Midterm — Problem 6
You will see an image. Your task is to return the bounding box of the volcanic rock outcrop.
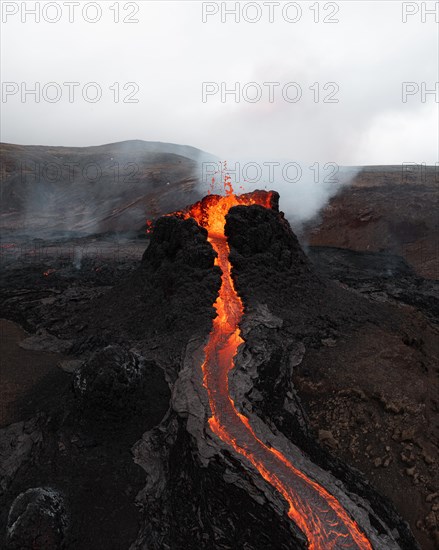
[0,192,424,549]
[73,345,166,422]
[75,192,419,549]
[6,487,67,549]
[303,165,438,279]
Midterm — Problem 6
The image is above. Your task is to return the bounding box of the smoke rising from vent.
[197,157,360,231]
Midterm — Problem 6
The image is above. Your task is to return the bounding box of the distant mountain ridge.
[302,165,438,279]
[0,140,217,237]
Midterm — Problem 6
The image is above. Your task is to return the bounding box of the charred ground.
[0,189,437,549]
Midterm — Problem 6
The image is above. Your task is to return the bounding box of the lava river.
[177,185,373,550]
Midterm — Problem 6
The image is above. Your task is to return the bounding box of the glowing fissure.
[175,181,373,550]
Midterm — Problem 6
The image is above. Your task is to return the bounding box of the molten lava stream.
[181,190,373,550]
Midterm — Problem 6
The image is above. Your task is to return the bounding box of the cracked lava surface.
[176,182,373,550]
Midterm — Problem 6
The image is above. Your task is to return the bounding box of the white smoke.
[73,247,83,270]
[197,157,360,231]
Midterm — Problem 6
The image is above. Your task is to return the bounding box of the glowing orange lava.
[172,176,373,549]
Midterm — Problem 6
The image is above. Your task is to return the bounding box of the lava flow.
[173,177,374,550]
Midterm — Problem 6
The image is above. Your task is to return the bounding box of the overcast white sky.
[1,1,438,165]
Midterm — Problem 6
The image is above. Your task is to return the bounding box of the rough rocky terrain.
[1,193,436,548]
[302,165,438,279]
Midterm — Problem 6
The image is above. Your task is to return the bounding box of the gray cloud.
[1,1,437,166]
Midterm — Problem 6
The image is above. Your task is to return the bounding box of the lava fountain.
[170,176,373,550]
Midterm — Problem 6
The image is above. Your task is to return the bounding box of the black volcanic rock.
[226,204,320,306]
[73,345,167,422]
[131,416,306,550]
[162,420,305,550]
[0,194,428,550]
[142,215,217,271]
[224,203,420,550]
[6,488,68,550]
[225,203,378,346]
[307,246,439,322]
[66,199,420,549]
[73,215,221,359]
